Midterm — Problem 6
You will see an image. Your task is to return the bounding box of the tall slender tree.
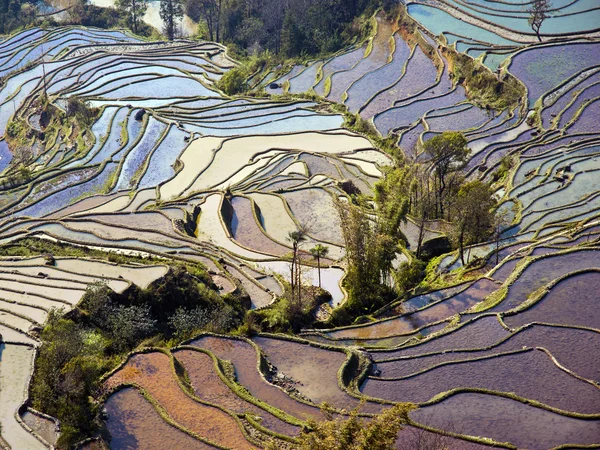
[309,244,329,288]
[287,229,307,301]
[160,0,184,40]
[115,0,148,34]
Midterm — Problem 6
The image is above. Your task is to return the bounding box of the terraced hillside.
[1,0,600,448]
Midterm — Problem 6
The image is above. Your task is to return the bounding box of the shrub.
[216,67,249,95]
[394,259,427,294]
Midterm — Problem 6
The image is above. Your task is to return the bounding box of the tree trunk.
[216,0,222,42]
[534,24,542,42]
[317,255,321,288]
[459,229,465,266]
[495,224,500,266]
[416,215,426,259]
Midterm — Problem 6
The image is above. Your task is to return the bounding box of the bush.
[30,310,108,449]
[216,67,249,95]
[67,96,98,128]
[394,259,427,294]
[276,403,412,450]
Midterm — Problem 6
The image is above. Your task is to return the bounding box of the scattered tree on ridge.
[200,0,222,42]
[334,198,397,320]
[527,0,551,42]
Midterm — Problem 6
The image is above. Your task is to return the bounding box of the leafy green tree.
[67,96,98,127]
[115,0,148,34]
[104,303,156,349]
[450,180,496,266]
[160,0,184,39]
[199,0,222,41]
[280,8,306,57]
[309,244,329,288]
[30,309,106,447]
[334,199,395,318]
[424,132,470,219]
[374,164,410,242]
[527,0,551,42]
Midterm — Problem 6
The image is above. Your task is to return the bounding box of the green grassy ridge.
[420,385,600,420]
[371,347,534,382]
[301,275,484,340]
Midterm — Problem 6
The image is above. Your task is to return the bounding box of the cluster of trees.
[1,0,392,52]
[186,0,391,57]
[245,230,332,334]
[0,0,38,35]
[375,132,497,265]
[30,264,245,447]
[329,132,498,325]
[0,0,156,37]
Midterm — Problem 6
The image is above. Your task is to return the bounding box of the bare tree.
[527,0,551,42]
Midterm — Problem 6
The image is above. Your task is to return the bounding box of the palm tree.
[309,244,329,288]
[287,229,307,299]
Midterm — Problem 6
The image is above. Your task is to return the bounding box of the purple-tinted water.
[411,392,600,449]
[363,349,600,413]
[314,46,366,97]
[509,42,600,107]
[504,271,600,330]
[398,123,424,157]
[490,249,600,312]
[0,140,12,174]
[541,70,600,129]
[375,88,466,136]
[371,315,508,361]
[228,196,288,256]
[14,163,117,218]
[426,105,492,133]
[361,46,437,119]
[557,82,600,129]
[566,97,600,134]
[346,35,411,113]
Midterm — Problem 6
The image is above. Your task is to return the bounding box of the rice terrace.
[0,0,599,448]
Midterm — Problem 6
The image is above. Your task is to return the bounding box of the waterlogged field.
[1,0,600,447]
